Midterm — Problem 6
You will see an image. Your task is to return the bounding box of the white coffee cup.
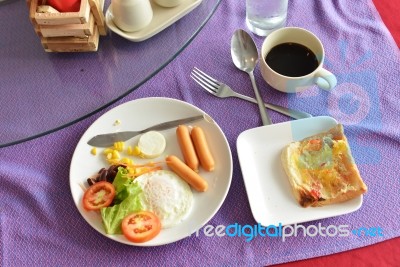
[111,0,153,32]
[260,27,337,93]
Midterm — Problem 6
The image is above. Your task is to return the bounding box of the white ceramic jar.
[111,0,153,32]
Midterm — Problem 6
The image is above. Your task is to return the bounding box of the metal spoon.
[231,29,272,125]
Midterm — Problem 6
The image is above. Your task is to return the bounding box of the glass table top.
[0,0,221,148]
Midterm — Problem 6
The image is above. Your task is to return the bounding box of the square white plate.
[236,116,363,226]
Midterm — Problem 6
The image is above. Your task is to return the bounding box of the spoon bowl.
[231,30,259,73]
[231,29,272,125]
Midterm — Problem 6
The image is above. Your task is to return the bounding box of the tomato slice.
[121,211,161,243]
[82,181,115,211]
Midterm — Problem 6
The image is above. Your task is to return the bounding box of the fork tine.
[191,67,224,94]
[193,67,220,86]
[190,72,218,94]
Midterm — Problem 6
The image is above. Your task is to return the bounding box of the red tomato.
[309,139,321,145]
[82,181,115,211]
[47,0,81,12]
[121,211,161,243]
[310,189,321,199]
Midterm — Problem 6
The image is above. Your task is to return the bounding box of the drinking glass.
[246,0,288,36]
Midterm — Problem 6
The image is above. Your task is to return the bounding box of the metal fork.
[190,67,312,120]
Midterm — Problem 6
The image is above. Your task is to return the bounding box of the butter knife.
[87,114,205,147]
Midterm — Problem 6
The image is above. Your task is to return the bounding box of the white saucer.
[105,0,203,42]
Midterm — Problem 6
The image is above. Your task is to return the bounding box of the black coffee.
[265,42,319,77]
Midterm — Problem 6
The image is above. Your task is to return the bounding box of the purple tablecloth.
[1,0,399,265]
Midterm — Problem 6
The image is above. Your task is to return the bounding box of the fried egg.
[135,170,193,228]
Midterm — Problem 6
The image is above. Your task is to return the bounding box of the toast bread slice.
[281,124,367,207]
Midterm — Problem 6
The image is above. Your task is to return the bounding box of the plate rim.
[69,97,233,246]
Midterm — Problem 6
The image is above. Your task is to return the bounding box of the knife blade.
[87,114,205,147]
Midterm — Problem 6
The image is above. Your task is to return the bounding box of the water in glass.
[246,0,288,36]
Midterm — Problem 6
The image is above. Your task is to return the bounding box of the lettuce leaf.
[112,167,133,204]
[100,168,143,234]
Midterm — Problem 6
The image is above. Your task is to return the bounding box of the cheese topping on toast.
[281,124,367,207]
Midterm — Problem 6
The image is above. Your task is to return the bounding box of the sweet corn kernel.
[112,150,120,160]
[127,145,141,156]
[114,141,124,152]
[120,157,134,165]
[114,119,121,126]
[126,167,136,175]
[90,147,97,155]
[103,148,114,155]
[106,152,113,160]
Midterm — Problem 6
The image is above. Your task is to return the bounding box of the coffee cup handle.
[314,68,337,90]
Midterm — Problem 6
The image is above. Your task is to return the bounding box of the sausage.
[176,125,199,172]
[190,126,215,172]
[166,155,208,192]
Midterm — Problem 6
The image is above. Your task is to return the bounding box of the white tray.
[105,0,202,42]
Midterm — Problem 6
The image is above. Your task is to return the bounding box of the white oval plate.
[237,116,363,227]
[70,97,232,246]
[105,0,202,42]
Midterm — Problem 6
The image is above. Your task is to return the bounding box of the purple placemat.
[1,0,400,266]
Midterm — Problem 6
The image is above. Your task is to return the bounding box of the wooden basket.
[27,0,107,52]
